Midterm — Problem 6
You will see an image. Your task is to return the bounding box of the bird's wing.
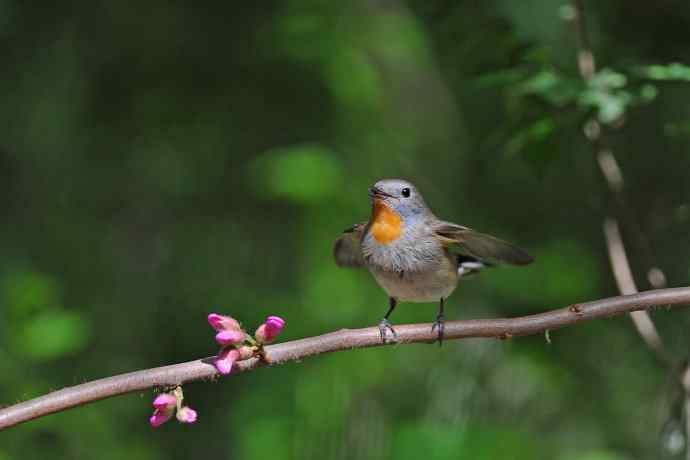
[432,221,534,266]
[333,222,367,268]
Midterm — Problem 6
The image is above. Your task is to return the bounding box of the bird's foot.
[379,318,398,344]
[431,314,445,346]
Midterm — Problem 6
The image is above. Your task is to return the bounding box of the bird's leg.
[431,298,445,346]
[379,297,398,343]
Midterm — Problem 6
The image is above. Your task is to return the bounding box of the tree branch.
[2,287,690,430]
[603,218,670,364]
[571,3,686,454]
[571,0,671,361]
[573,0,668,291]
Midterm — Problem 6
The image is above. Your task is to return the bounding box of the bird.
[333,178,533,344]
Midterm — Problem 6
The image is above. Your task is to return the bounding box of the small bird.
[333,179,533,344]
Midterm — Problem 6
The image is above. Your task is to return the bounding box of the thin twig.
[573,0,668,290]
[573,0,595,80]
[571,0,670,356]
[571,2,685,454]
[2,287,690,430]
[603,218,669,364]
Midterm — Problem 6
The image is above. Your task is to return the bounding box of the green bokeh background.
[2,1,690,459]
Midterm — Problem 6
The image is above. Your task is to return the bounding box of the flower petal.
[150,408,174,427]
[254,324,268,344]
[152,393,177,410]
[255,315,286,344]
[265,316,286,336]
[207,313,241,332]
[215,330,245,346]
[176,406,198,424]
[215,348,240,375]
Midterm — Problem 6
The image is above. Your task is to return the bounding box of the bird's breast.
[368,252,459,302]
[362,218,450,275]
[370,200,403,245]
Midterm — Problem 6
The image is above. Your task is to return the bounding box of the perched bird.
[333,179,533,344]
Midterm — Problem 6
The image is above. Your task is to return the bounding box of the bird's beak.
[368,186,395,199]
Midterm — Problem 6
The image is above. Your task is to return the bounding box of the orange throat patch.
[370,200,403,245]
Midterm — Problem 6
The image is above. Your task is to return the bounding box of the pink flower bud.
[150,392,176,428]
[207,313,241,332]
[215,329,245,346]
[215,348,240,375]
[150,409,174,427]
[255,315,286,344]
[265,316,285,335]
[176,406,198,424]
[152,393,177,411]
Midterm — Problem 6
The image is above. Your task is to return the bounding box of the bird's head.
[368,179,430,221]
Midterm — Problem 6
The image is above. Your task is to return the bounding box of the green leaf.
[506,118,556,154]
[506,118,558,172]
[590,68,627,89]
[597,91,631,124]
[473,68,528,89]
[577,68,634,124]
[638,62,690,81]
[517,69,580,106]
[578,88,631,124]
[639,84,658,102]
[521,70,559,93]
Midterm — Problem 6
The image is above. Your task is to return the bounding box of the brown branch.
[1,287,690,430]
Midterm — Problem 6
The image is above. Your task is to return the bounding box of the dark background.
[2,1,690,459]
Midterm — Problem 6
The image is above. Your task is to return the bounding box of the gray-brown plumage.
[334,179,533,344]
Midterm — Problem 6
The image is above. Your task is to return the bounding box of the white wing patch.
[457,260,486,278]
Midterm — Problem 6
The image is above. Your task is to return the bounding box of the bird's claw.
[379,318,398,344]
[431,314,445,346]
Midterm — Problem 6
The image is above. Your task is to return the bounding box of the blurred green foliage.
[2,1,690,459]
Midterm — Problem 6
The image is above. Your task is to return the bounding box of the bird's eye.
[401,187,411,198]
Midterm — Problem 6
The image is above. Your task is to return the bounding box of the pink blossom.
[207,313,241,332]
[255,315,286,344]
[215,329,245,346]
[150,408,174,427]
[149,388,199,428]
[215,347,240,375]
[152,393,176,411]
[176,406,198,424]
[265,316,285,336]
[150,393,176,428]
